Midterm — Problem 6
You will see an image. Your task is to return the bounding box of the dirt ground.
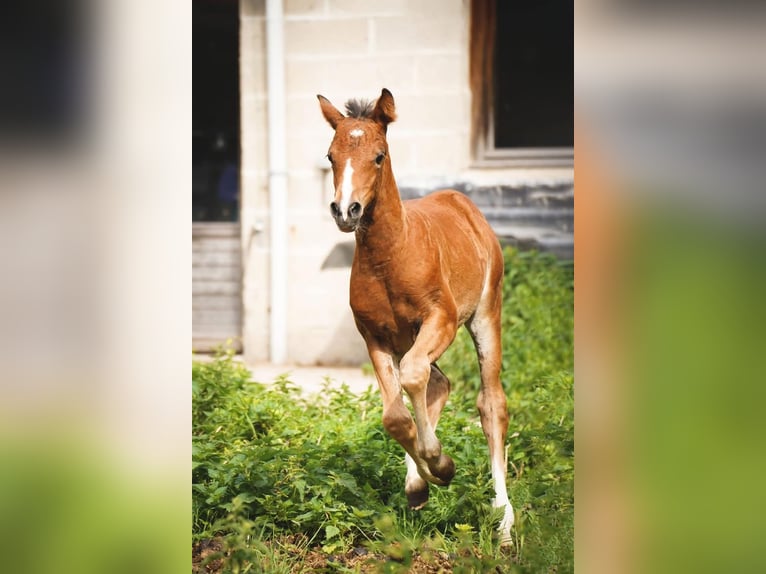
[192,536,464,573]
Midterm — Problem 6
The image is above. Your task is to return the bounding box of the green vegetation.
[192,248,573,573]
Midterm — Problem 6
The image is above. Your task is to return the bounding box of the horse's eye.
[326,153,334,164]
[375,153,385,165]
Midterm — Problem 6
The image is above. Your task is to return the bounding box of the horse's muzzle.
[330,201,362,232]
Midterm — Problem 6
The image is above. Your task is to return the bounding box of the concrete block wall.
[239,0,573,365]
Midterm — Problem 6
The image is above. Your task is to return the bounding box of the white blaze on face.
[339,158,354,217]
[349,129,364,137]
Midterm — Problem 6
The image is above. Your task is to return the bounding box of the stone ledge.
[399,182,574,260]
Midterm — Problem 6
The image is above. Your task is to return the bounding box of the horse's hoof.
[497,505,514,545]
[416,454,456,486]
[406,485,429,510]
[432,454,455,485]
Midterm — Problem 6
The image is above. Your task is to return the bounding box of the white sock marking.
[405,453,421,487]
[492,457,514,540]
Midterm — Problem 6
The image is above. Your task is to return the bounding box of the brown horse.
[317,88,513,540]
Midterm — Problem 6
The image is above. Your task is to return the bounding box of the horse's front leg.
[405,364,452,508]
[399,308,458,486]
[365,346,420,457]
[366,344,453,491]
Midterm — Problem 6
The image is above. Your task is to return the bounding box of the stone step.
[493,224,574,260]
[483,206,574,233]
[453,183,574,210]
[400,182,574,208]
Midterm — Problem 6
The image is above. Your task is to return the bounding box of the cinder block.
[415,53,467,91]
[286,19,370,56]
[286,59,330,95]
[241,0,265,18]
[329,0,408,17]
[373,16,465,53]
[384,136,417,178]
[241,248,270,362]
[239,18,266,61]
[371,56,417,94]
[240,174,270,222]
[288,318,369,365]
[411,132,471,176]
[285,128,329,167]
[285,0,325,16]
[287,213,339,257]
[286,94,332,137]
[286,257,341,322]
[286,172,325,210]
[240,99,269,169]
[285,254,367,365]
[401,0,465,18]
[316,58,380,96]
[313,57,415,97]
[240,64,267,99]
[393,92,469,133]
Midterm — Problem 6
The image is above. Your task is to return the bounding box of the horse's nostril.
[349,202,362,218]
[330,202,341,217]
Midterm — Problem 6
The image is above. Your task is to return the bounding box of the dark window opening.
[494,0,573,149]
[193,0,240,222]
[471,0,573,165]
[0,0,89,148]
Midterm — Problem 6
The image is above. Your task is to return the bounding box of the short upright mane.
[344,99,374,119]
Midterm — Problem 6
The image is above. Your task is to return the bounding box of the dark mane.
[344,99,374,119]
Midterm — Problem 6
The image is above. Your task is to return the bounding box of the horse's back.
[405,189,499,257]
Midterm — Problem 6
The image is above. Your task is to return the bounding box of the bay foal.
[317,89,514,540]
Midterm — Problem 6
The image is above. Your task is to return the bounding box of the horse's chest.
[350,278,422,352]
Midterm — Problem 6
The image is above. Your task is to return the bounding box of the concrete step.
[451,183,574,210]
[493,224,573,260]
[483,206,574,233]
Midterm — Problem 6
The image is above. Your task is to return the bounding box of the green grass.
[192,248,573,573]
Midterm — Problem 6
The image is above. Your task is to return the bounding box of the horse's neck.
[355,168,406,261]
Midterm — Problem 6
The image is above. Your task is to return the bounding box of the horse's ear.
[317,95,344,130]
[372,88,397,130]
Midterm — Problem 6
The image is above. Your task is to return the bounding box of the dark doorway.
[493,0,573,149]
[193,0,240,222]
[192,0,242,352]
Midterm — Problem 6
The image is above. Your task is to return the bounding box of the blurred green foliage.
[0,440,186,574]
[624,212,766,574]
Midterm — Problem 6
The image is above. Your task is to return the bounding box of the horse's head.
[317,88,397,233]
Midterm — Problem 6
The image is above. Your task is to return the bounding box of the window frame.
[469,0,574,168]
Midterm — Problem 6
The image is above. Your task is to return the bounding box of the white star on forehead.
[349,129,364,137]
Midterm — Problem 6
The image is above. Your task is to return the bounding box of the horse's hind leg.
[467,285,514,542]
[405,364,451,508]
